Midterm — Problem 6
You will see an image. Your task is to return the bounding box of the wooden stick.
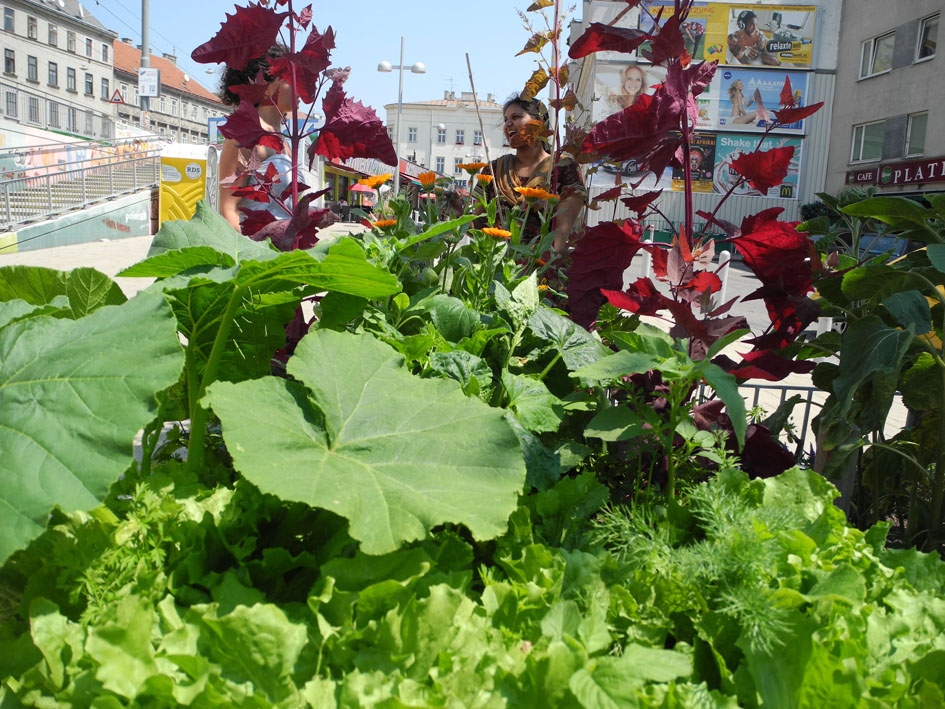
[465,53,504,225]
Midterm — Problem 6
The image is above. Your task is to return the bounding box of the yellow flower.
[372,219,397,229]
[482,227,511,239]
[476,174,494,184]
[514,186,557,201]
[457,161,488,175]
[359,173,393,189]
[418,171,437,189]
[538,284,549,292]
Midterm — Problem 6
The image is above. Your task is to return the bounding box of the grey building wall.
[825,0,942,194]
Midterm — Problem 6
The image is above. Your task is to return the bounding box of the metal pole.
[393,36,405,196]
[140,0,150,123]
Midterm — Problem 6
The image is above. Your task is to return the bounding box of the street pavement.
[0,221,905,448]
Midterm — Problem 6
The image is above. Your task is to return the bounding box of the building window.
[850,120,885,163]
[27,55,37,81]
[437,126,446,144]
[172,99,178,116]
[905,112,928,156]
[474,130,482,145]
[85,38,92,57]
[408,126,417,142]
[84,72,93,95]
[28,96,39,123]
[67,107,76,131]
[860,32,894,78]
[455,129,465,145]
[67,31,76,53]
[436,156,445,173]
[5,91,17,118]
[49,24,57,46]
[191,104,197,119]
[160,96,166,113]
[48,61,58,86]
[386,126,392,139]
[27,16,37,39]
[102,43,109,62]
[101,77,109,99]
[49,102,60,128]
[4,49,14,75]
[917,14,938,62]
[3,8,13,33]
[454,157,463,174]
[67,67,76,91]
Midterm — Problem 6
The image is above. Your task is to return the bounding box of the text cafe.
[846,156,945,189]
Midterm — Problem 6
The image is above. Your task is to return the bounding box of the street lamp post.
[378,36,425,196]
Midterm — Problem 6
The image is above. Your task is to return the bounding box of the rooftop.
[113,40,223,105]
[385,90,504,111]
[21,0,113,35]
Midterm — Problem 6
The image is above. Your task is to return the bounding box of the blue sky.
[88,0,571,117]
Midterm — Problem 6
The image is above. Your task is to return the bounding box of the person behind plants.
[610,64,648,112]
[218,46,294,231]
[727,10,780,67]
[476,95,585,252]
[728,79,758,125]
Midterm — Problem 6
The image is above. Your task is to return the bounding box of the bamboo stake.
[465,53,505,226]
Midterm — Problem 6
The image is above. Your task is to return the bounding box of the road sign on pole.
[109,90,125,104]
[139,67,160,97]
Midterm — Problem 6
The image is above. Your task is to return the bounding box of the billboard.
[671,133,717,193]
[591,62,667,123]
[713,133,803,199]
[715,68,809,132]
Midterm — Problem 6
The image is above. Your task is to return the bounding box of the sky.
[86,0,576,118]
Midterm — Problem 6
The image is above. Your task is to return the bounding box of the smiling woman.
[475,95,585,251]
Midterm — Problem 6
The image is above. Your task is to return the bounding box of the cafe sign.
[846,167,877,185]
[879,157,945,186]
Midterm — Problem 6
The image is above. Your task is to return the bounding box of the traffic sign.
[138,67,160,98]
[109,89,124,104]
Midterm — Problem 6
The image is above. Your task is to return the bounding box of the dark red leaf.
[229,69,271,107]
[779,75,794,107]
[723,349,816,381]
[640,135,684,175]
[566,220,644,328]
[310,91,396,165]
[685,60,718,98]
[739,207,784,236]
[583,95,669,163]
[733,219,811,298]
[643,242,669,278]
[697,210,738,238]
[219,100,285,151]
[191,2,288,70]
[269,26,336,104]
[590,185,623,209]
[568,23,648,59]
[239,208,277,237]
[298,4,313,28]
[681,271,722,293]
[730,146,795,193]
[621,190,662,216]
[602,277,664,316]
[250,192,335,250]
[774,102,824,125]
[640,16,684,65]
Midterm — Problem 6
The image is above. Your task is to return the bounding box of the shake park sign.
[847,156,945,187]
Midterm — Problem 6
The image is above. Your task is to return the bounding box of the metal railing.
[2,154,160,231]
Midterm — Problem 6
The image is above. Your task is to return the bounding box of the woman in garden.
[476,96,585,252]
[727,79,758,125]
[610,64,648,112]
[217,47,293,231]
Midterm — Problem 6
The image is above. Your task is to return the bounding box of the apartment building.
[1,0,117,140]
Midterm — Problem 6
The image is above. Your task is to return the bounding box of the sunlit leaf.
[520,67,550,101]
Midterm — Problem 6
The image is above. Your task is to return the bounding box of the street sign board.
[109,89,124,104]
[138,67,160,98]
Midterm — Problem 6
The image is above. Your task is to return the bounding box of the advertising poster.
[637,3,816,70]
[716,69,809,132]
[707,4,816,69]
[584,1,644,63]
[713,133,803,199]
[589,159,673,192]
[592,62,667,123]
[671,133,717,193]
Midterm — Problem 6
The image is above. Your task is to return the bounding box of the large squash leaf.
[0,265,126,318]
[206,330,526,554]
[0,292,184,563]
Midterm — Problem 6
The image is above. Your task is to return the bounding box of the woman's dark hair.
[219,45,285,106]
[503,94,549,125]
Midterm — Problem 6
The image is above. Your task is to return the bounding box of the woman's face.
[733,79,743,91]
[503,105,533,145]
[623,68,644,96]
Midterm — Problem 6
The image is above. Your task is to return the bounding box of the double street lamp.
[378,36,425,196]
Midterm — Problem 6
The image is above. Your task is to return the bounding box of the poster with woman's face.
[716,69,809,133]
[592,62,667,124]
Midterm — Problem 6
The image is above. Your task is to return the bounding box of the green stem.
[186,285,246,474]
[537,352,562,381]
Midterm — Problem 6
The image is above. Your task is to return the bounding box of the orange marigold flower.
[476,174,494,184]
[538,284,549,292]
[514,186,556,201]
[457,161,488,175]
[418,171,437,188]
[373,219,398,229]
[359,173,393,189]
[535,258,547,267]
[482,227,511,239]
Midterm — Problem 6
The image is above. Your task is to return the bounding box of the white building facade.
[384,91,512,187]
[1,0,117,140]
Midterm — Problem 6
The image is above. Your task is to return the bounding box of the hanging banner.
[638,2,817,70]
[715,68,810,133]
[671,133,717,193]
[713,133,803,199]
